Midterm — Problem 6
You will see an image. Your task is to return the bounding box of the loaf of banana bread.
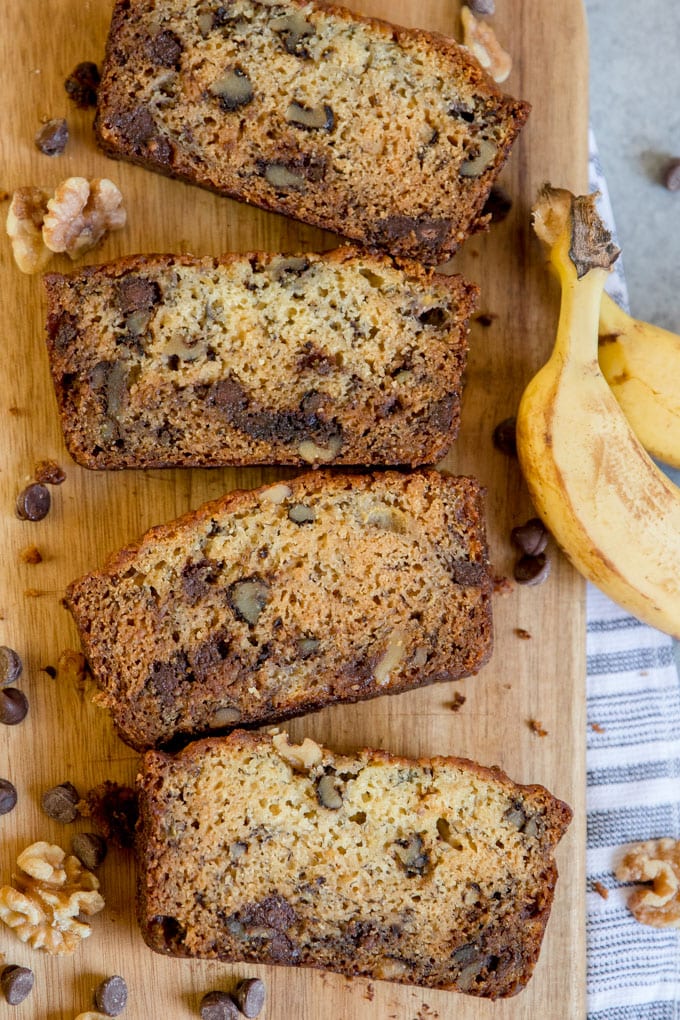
[43,247,477,469]
[93,0,530,263]
[66,469,493,750]
[136,729,572,996]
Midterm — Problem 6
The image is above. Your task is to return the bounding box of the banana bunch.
[598,293,680,468]
[516,185,680,638]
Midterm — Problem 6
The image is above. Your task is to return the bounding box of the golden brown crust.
[135,730,571,995]
[66,469,493,750]
[94,0,530,263]
[44,247,477,470]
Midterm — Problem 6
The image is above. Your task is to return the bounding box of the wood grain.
[0,1,589,1017]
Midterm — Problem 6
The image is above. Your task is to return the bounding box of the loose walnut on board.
[0,841,105,955]
[616,837,680,928]
[461,6,512,83]
[5,187,52,274]
[42,177,126,260]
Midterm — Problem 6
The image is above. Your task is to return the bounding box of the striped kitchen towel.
[586,128,680,1019]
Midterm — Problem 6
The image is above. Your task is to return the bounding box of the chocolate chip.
[64,61,100,108]
[232,977,266,1018]
[511,517,549,556]
[148,28,183,67]
[513,552,551,586]
[1,965,34,1005]
[94,974,128,1016]
[115,276,161,316]
[468,0,495,13]
[41,781,80,823]
[0,779,18,815]
[200,990,240,1020]
[0,689,29,725]
[35,118,69,156]
[83,781,139,848]
[15,483,51,521]
[72,832,108,870]
[483,184,513,223]
[492,416,517,456]
[34,459,66,485]
[663,158,680,192]
[0,646,22,687]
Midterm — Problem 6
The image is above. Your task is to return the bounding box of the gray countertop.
[584,0,679,333]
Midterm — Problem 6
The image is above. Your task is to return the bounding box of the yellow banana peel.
[598,293,680,468]
[516,185,680,638]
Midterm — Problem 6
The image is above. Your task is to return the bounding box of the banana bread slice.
[136,729,572,996]
[66,469,493,750]
[93,0,530,263]
[43,247,477,469]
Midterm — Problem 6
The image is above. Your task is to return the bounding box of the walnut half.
[461,6,512,83]
[6,187,52,274]
[42,177,126,260]
[0,841,105,955]
[615,837,680,928]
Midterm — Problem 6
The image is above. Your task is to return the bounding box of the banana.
[598,293,680,468]
[516,185,680,638]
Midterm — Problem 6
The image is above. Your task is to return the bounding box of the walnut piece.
[6,187,52,274]
[42,177,126,260]
[0,841,105,955]
[615,837,680,928]
[461,6,512,83]
[272,731,323,770]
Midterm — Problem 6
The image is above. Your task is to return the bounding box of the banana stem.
[532,185,620,366]
[553,264,609,366]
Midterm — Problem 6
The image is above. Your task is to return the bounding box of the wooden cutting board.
[0,1,588,1017]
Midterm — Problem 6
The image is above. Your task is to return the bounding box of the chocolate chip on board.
[41,781,80,823]
[34,118,69,156]
[0,688,29,725]
[200,990,240,1020]
[492,416,517,456]
[72,832,108,870]
[94,974,128,1016]
[511,517,549,557]
[1,965,34,1005]
[232,978,266,1018]
[663,158,680,192]
[0,778,18,815]
[15,483,51,521]
[514,552,552,586]
[64,61,100,108]
[0,646,23,687]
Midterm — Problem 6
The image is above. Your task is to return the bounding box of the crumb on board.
[446,692,467,712]
[19,545,43,565]
[514,627,532,639]
[528,718,548,737]
[492,574,513,595]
